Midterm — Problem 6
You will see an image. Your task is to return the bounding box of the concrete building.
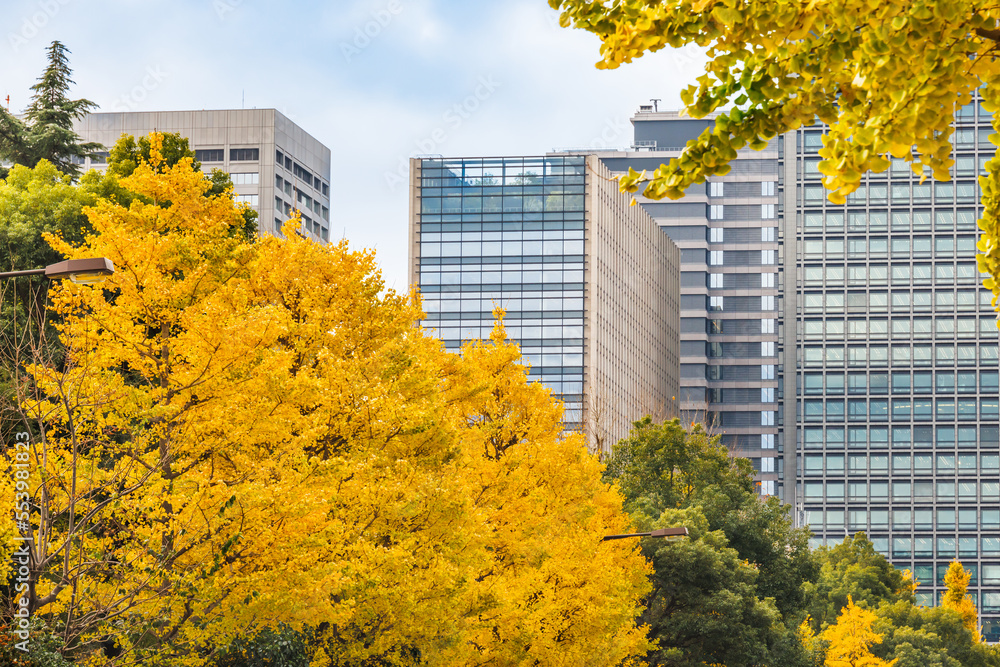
[574,113,784,496]
[73,109,331,241]
[408,154,680,453]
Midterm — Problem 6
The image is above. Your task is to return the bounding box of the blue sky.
[1,0,705,289]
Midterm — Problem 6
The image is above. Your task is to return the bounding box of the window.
[762,273,775,288]
[230,147,260,161]
[762,364,775,380]
[762,227,777,242]
[761,204,775,219]
[762,318,776,334]
[709,296,723,311]
[761,433,775,449]
[762,295,776,310]
[761,341,776,357]
[709,250,724,265]
[709,204,723,219]
[234,194,259,206]
[761,181,775,196]
[709,273,723,288]
[761,411,775,425]
[762,387,775,402]
[710,227,724,242]
[710,181,724,197]
[195,148,224,162]
[762,249,776,265]
[231,172,260,185]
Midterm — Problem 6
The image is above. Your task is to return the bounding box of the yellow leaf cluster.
[551,0,1000,314]
[942,560,981,640]
[1,134,651,665]
[821,597,897,667]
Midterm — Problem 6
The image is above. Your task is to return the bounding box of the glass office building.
[408,155,680,452]
[789,97,1000,639]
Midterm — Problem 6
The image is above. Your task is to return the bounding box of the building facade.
[788,99,1000,637]
[408,154,680,453]
[586,113,784,497]
[73,109,331,240]
[595,102,1000,639]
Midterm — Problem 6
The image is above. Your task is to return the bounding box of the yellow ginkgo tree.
[821,597,897,667]
[943,560,981,640]
[0,135,651,666]
[548,0,1000,308]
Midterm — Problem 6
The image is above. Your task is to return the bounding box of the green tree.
[106,132,201,178]
[0,41,100,178]
[546,0,1000,306]
[803,534,915,630]
[605,418,816,666]
[606,418,816,617]
[876,601,1000,667]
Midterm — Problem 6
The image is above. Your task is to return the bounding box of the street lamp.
[602,526,689,541]
[0,258,115,284]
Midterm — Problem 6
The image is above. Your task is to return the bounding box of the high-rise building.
[585,101,1000,639]
[788,98,1000,637]
[575,113,784,496]
[73,109,331,241]
[408,154,681,453]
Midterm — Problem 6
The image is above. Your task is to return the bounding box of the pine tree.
[0,41,100,178]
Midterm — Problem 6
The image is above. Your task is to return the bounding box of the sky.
[0,0,706,290]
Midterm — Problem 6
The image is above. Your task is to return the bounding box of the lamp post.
[0,258,115,284]
[602,526,689,541]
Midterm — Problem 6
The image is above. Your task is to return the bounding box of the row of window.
[801,425,999,448]
[804,481,1000,503]
[231,172,259,185]
[708,181,777,197]
[802,397,1000,421]
[708,295,778,310]
[813,513,1000,539]
[276,149,329,196]
[423,296,585,313]
[805,237,977,260]
[802,370,1000,395]
[804,318,996,339]
[420,230,584,242]
[709,204,776,219]
[801,290,988,313]
[805,453,999,475]
[708,249,777,265]
[800,209,979,230]
[800,182,980,206]
[420,240,585,258]
[800,343,998,366]
[800,263,979,284]
[819,452,997,474]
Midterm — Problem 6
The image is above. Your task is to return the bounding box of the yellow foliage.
[942,560,981,640]
[0,134,651,665]
[821,597,897,667]
[549,0,1000,316]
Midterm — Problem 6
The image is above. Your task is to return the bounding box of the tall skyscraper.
[73,109,331,241]
[788,97,1000,636]
[408,154,681,452]
[585,101,1000,639]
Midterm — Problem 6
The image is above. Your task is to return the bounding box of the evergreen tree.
[0,41,101,178]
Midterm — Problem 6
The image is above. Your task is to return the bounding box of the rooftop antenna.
[242,90,245,109]
[650,98,661,112]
